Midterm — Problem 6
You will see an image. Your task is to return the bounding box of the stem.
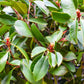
[27,1,31,27]
[53,75,58,84]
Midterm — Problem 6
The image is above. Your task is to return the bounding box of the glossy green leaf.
[64,52,77,61]
[78,19,84,47]
[0,25,10,36]
[46,30,63,44]
[21,59,35,83]
[11,1,27,14]
[56,52,63,66]
[14,20,33,37]
[0,14,16,25]
[31,23,46,42]
[0,52,9,72]
[33,56,49,81]
[43,0,58,9]
[34,1,49,16]
[12,43,29,63]
[31,46,47,58]
[51,65,68,76]
[10,60,20,66]
[48,52,57,67]
[63,62,76,72]
[1,70,13,84]
[61,0,76,19]
[52,11,71,23]
[69,20,78,43]
[28,18,47,25]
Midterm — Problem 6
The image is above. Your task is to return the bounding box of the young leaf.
[33,56,49,81]
[34,1,49,16]
[31,46,47,58]
[12,43,29,63]
[10,60,20,66]
[0,52,9,72]
[61,0,76,19]
[48,52,57,67]
[50,65,68,76]
[52,11,71,23]
[46,30,63,44]
[64,52,77,61]
[14,20,33,37]
[56,52,63,66]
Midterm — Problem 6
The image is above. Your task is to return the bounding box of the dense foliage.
[0,0,84,84]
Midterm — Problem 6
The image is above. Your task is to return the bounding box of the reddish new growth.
[6,37,10,47]
[48,43,54,52]
[76,9,81,22]
[56,1,60,8]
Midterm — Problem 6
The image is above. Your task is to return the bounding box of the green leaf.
[31,46,47,58]
[56,52,63,66]
[0,42,4,47]
[0,14,16,25]
[61,0,76,19]
[31,23,46,42]
[48,52,57,67]
[78,19,84,47]
[14,20,33,37]
[1,70,13,84]
[63,62,76,72]
[10,60,20,66]
[46,30,63,44]
[0,52,9,72]
[52,11,71,23]
[33,56,49,81]
[21,59,35,83]
[11,43,29,63]
[51,65,68,76]
[64,52,77,61]
[43,0,58,9]
[28,18,47,25]
[30,55,42,72]
[0,25,10,36]
[73,0,78,8]
[69,20,78,43]
[34,1,49,16]
[0,1,11,6]
[11,1,27,14]
[77,52,84,63]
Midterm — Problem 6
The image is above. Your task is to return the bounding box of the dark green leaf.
[31,23,46,42]
[52,11,71,23]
